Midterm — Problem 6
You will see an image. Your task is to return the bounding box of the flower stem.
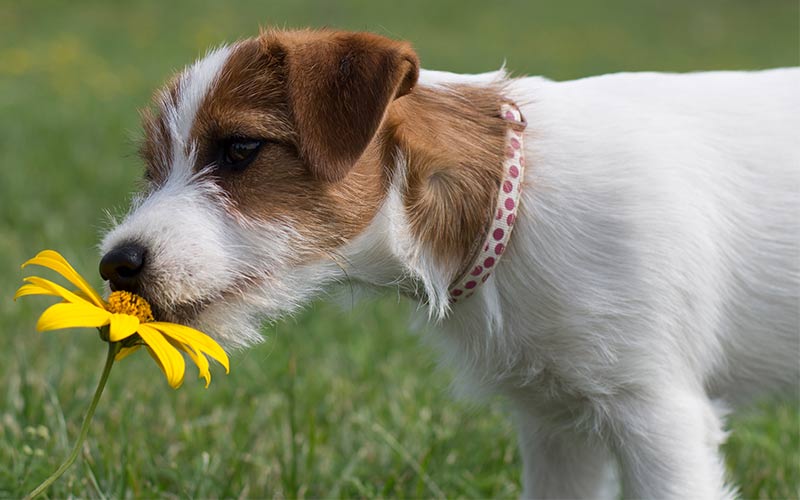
[26,341,121,499]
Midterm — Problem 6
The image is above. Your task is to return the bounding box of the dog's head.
[101,28,511,347]
[100,29,419,347]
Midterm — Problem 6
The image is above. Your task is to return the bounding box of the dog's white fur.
[102,50,800,498]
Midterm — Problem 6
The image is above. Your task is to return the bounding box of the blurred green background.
[1,0,798,497]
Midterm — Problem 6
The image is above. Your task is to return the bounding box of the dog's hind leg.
[515,410,618,500]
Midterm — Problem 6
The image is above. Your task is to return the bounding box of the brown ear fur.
[262,30,419,182]
[386,84,511,277]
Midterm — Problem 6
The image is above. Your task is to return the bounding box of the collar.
[449,103,526,303]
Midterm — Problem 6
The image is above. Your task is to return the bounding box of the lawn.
[0,0,798,497]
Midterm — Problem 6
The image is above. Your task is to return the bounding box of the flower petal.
[108,313,140,342]
[115,345,142,361]
[137,324,186,389]
[22,250,104,308]
[14,283,56,300]
[36,302,111,332]
[186,348,212,388]
[149,322,230,374]
[169,340,211,388]
[15,276,88,304]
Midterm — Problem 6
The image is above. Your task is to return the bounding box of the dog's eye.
[219,138,264,171]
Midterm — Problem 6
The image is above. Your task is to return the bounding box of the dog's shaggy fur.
[101,29,800,498]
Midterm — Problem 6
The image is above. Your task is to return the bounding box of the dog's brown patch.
[185,30,418,262]
[139,75,181,185]
[270,29,418,182]
[387,84,513,278]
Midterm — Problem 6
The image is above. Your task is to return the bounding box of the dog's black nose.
[99,243,146,290]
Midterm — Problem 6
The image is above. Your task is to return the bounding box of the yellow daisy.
[15,250,229,388]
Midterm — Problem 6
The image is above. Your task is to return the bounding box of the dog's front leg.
[607,387,734,499]
[515,408,617,500]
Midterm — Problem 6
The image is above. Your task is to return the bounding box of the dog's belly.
[442,68,800,408]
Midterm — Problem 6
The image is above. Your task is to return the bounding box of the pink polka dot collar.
[449,103,526,304]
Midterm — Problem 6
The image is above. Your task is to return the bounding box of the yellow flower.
[15,250,229,388]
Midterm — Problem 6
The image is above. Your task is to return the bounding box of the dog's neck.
[367,79,521,313]
[387,84,511,274]
[447,103,526,302]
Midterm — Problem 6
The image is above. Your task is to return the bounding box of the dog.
[98,29,799,498]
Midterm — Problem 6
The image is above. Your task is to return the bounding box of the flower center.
[106,291,154,322]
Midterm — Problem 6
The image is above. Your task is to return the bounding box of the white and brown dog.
[99,29,799,498]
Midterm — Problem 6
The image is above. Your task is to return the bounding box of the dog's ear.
[264,30,419,182]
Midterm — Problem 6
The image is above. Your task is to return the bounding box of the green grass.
[0,0,798,497]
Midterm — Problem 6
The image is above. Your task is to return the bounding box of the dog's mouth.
[107,281,210,325]
[116,271,268,326]
[149,299,207,324]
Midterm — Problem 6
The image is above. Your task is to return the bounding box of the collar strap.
[449,103,526,303]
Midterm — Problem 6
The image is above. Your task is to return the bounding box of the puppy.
[99,29,800,498]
